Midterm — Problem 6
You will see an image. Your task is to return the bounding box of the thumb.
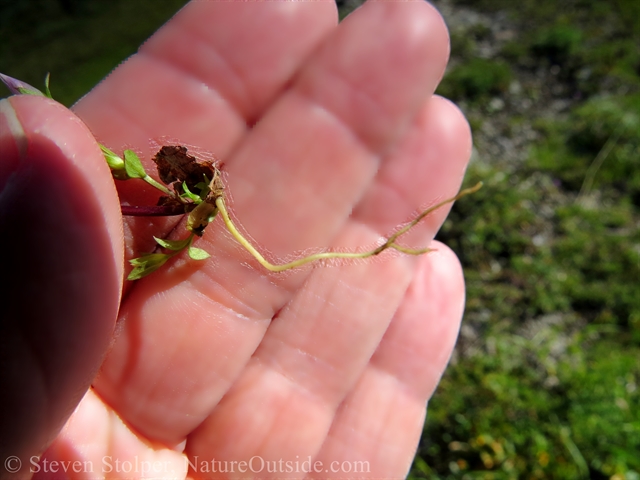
[0,95,123,477]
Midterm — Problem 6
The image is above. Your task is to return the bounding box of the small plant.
[2,73,481,280]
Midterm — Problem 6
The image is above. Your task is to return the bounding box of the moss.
[529,94,640,199]
[531,25,583,67]
[422,151,640,477]
[413,329,640,478]
[449,31,477,61]
[437,58,513,103]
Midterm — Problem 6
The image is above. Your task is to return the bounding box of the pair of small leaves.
[100,145,148,181]
[128,234,210,280]
[155,235,210,259]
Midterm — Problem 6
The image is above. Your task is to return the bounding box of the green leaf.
[129,252,169,267]
[180,181,202,204]
[154,235,192,251]
[195,174,212,198]
[188,246,211,260]
[43,72,53,99]
[127,253,170,280]
[123,149,147,179]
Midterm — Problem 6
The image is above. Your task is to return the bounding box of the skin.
[0,1,472,479]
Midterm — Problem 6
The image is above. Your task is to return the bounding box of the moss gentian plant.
[2,73,482,280]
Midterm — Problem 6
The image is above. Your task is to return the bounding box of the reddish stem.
[121,204,191,216]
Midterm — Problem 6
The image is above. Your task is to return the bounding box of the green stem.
[214,181,482,272]
[143,174,174,197]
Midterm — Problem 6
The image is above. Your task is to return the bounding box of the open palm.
[1,1,472,478]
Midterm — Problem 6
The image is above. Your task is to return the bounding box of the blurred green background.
[0,0,189,104]
[2,0,639,478]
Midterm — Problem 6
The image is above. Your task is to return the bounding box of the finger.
[309,242,465,479]
[351,96,474,243]
[0,95,123,476]
[35,389,187,480]
[368,242,466,401]
[91,0,451,448]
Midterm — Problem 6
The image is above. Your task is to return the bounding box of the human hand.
[0,1,471,478]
